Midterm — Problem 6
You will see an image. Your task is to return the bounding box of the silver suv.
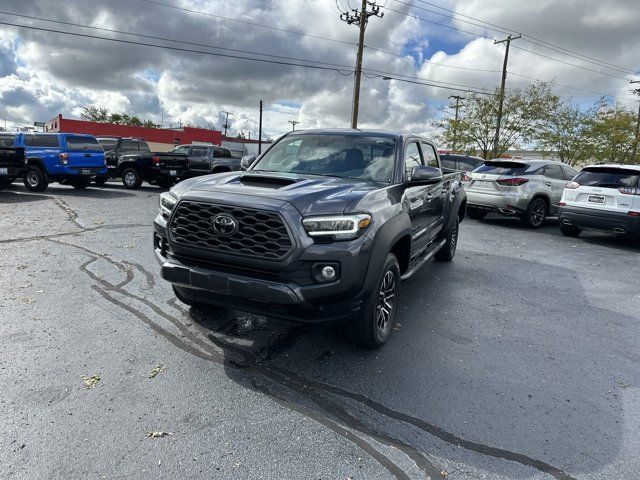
[466,159,579,228]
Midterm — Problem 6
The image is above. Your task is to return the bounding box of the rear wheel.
[435,217,459,262]
[23,165,49,192]
[122,167,142,189]
[349,253,400,349]
[560,223,581,237]
[467,207,488,220]
[521,197,547,228]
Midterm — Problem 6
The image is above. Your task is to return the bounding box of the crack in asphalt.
[42,199,577,480]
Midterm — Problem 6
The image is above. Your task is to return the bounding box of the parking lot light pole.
[631,80,640,162]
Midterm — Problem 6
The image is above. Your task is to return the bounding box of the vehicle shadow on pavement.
[3,184,138,200]
[0,190,53,204]
[198,251,638,479]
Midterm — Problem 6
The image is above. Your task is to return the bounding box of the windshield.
[98,139,117,151]
[66,136,101,151]
[252,134,397,183]
[574,168,640,188]
[0,134,14,147]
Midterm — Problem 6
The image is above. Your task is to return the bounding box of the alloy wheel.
[26,171,39,188]
[375,270,396,335]
[530,200,546,226]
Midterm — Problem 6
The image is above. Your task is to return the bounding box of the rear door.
[403,140,430,255]
[564,167,640,214]
[542,163,567,213]
[421,142,446,241]
[189,146,210,172]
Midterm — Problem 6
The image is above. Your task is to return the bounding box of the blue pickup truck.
[15,133,107,192]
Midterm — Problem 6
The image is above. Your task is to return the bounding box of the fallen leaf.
[393,322,402,331]
[21,297,36,305]
[617,381,630,389]
[440,471,448,478]
[147,431,173,438]
[81,374,100,389]
[149,364,165,379]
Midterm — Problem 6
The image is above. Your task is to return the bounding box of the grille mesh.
[169,201,293,260]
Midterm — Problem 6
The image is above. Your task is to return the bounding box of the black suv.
[154,129,466,348]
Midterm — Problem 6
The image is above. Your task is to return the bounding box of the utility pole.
[339,0,384,129]
[258,100,263,154]
[492,34,521,158]
[448,95,465,153]
[222,111,232,137]
[288,120,299,131]
[631,80,640,163]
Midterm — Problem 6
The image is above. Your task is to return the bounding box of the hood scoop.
[238,174,300,189]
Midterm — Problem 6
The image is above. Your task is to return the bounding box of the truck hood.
[172,171,383,216]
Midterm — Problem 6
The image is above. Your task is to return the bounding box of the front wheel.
[521,197,547,228]
[349,253,400,349]
[122,167,142,189]
[435,217,459,262]
[23,165,49,192]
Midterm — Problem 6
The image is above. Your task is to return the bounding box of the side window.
[544,164,565,180]
[191,147,207,156]
[458,157,478,171]
[24,135,60,148]
[172,146,189,155]
[562,165,578,180]
[421,143,439,168]
[138,142,150,152]
[440,157,456,170]
[404,142,423,180]
[120,140,137,152]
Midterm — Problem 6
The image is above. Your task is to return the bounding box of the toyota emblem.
[211,213,238,236]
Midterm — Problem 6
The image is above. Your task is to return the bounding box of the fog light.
[321,265,336,280]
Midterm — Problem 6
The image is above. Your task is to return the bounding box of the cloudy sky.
[0,0,639,138]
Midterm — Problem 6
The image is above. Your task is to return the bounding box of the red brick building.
[45,114,222,152]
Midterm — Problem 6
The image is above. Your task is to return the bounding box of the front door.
[189,146,209,172]
[403,141,430,257]
[421,142,446,241]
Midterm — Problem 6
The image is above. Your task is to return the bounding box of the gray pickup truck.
[154,129,466,348]
[170,144,241,178]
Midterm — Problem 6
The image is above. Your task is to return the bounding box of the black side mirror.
[240,155,257,170]
[409,165,443,184]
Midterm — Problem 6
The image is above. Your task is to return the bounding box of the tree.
[80,105,158,128]
[80,105,108,122]
[438,81,559,159]
[536,101,589,166]
[583,99,637,164]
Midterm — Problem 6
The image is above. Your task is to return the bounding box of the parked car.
[0,133,26,191]
[15,133,107,192]
[558,164,640,238]
[154,129,467,348]
[96,137,189,189]
[170,144,240,178]
[465,159,579,227]
[440,153,484,181]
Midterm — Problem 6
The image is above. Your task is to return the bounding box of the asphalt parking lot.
[1,182,639,480]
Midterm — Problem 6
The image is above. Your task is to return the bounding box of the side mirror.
[240,155,257,170]
[410,166,443,184]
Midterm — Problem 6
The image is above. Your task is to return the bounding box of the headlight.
[302,214,371,241]
[159,191,177,218]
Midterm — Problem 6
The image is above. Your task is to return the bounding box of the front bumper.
[153,212,372,323]
[559,205,640,236]
[466,190,528,215]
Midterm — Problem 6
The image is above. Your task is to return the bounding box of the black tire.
[349,253,400,349]
[72,178,91,190]
[23,165,49,192]
[122,167,142,189]
[156,178,175,189]
[467,207,488,220]
[7,177,16,185]
[560,224,581,237]
[521,197,547,228]
[94,177,109,186]
[435,217,459,262]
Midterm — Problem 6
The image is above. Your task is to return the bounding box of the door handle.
[545,181,552,186]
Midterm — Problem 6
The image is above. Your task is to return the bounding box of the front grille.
[169,201,293,260]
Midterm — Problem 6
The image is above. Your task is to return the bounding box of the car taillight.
[565,181,580,189]
[628,211,640,217]
[559,201,566,206]
[152,155,160,165]
[461,172,471,182]
[496,177,528,186]
[619,187,640,195]
[59,152,68,165]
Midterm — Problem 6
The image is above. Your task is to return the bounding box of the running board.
[401,239,447,281]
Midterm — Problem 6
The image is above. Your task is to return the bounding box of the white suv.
[558,164,640,238]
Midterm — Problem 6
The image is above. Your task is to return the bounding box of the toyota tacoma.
[154,129,466,348]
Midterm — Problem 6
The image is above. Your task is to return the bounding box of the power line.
[381,2,633,81]
[0,20,355,74]
[410,0,637,75]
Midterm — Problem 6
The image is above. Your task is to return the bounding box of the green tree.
[80,105,158,128]
[536,101,589,166]
[438,81,559,159]
[583,99,637,164]
[80,105,108,122]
